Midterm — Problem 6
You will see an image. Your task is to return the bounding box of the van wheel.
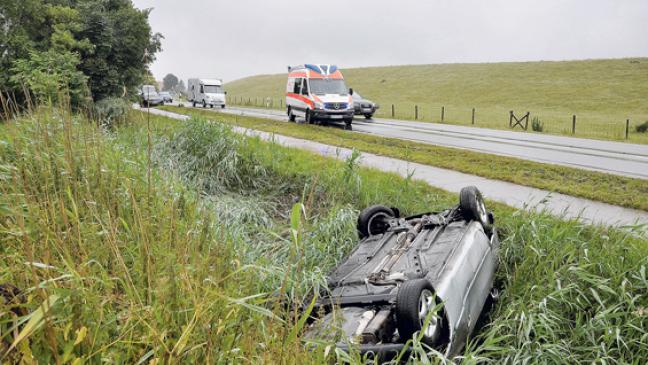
[364,114,373,119]
[287,107,296,122]
[202,100,207,108]
[192,101,196,108]
[221,105,226,109]
[210,104,214,108]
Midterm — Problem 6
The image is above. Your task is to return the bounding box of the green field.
[1,108,646,363]
[224,58,648,143]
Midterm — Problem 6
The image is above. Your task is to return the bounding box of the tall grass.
[0,108,646,364]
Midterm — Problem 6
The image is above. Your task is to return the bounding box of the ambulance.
[285,64,354,128]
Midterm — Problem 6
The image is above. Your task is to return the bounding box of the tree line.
[0,0,162,108]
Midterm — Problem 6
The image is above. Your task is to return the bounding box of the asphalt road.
[170,102,648,180]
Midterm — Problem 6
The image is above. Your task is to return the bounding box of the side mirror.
[349,88,354,95]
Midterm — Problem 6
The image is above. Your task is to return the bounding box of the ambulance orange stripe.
[286,93,314,109]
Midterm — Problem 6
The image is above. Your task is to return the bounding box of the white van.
[286,64,354,128]
[188,78,226,108]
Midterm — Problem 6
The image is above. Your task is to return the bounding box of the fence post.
[626,119,630,139]
[471,108,475,125]
[572,115,576,135]
[280,99,283,108]
[391,104,395,118]
[441,106,445,122]
[415,105,418,120]
[509,111,513,127]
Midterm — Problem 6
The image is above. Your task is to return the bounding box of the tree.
[0,0,162,106]
[163,73,179,91]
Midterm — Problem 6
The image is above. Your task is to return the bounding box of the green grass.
[160,105,648,212]
[1,108,646,364]
[224,58,648,143]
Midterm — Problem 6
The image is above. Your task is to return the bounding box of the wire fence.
[225,95,648,143]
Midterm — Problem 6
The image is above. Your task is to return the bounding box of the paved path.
[177,103,648,180]
[145,107,648,230]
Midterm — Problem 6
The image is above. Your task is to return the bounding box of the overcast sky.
[132,0,648,83]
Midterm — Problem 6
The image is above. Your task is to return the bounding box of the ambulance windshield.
[309,79,348,95]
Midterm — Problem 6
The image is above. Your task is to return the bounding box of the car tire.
[221,105,226,109]
[210,104,214,108]
[396,279,443,346]
[364,114,373,119]
[202,100,207,108]
[459,186,492,233]
[357,205,395,239]
[192,101,196,108]
[287,107,296,122]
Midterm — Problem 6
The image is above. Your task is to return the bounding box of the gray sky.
[132,0,648,84]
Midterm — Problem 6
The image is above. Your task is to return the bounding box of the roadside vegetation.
[0,106,646,363]
[160,105,648,212]
[224,58,648,143]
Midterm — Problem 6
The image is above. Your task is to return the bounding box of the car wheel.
[396,279,444,346]
[221,105,226,109]
[192,101,196,108]
[459,186,492,232]
[364,114,373,119]
[287,107,296,122]
[357,205,395,239]
[210,104,214,108]
[202,100,207,108]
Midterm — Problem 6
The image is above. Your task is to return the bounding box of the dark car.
[159,91,173,103]
[139,85,164,107]
[352,91,379,119]
[305,186,499,359]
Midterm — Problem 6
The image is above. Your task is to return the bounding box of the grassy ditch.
[0,108,646,364]
[160,105,648,212]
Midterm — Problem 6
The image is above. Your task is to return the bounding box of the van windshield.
[309,79,348,95]
[204,85,223,93]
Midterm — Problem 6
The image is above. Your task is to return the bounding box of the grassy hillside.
[224,58,648,142]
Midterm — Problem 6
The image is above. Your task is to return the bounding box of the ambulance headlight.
[314,101,324,109]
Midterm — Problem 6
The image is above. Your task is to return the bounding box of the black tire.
[396,279,443,346]
[202,100,207,108]
[288,107,296,122]
[305,109,313,124]
[364,114,373,119]
[192,101,196,108]
[221,104,226,109]
[459,186,491,232]
[357,205,395,239]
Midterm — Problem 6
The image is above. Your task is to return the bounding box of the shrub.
[531,116,544,132]
[635,121,648,133]
[93,97,130,127]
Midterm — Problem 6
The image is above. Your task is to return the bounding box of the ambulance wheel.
[305,109,313,124]
[202,100,206,108]
[287,107,296,122]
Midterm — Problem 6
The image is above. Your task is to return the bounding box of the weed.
[531,116,544,132]
[635,121,648,133]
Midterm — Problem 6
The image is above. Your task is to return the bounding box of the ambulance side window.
[293,78,302,94]
[200,85,204,93]
[301,79,309,95]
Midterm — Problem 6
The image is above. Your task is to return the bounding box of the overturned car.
[306,186,500,359]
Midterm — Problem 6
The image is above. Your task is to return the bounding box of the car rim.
[367,212,389,236]
[418,289,439,338]
[477,197,488,224]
